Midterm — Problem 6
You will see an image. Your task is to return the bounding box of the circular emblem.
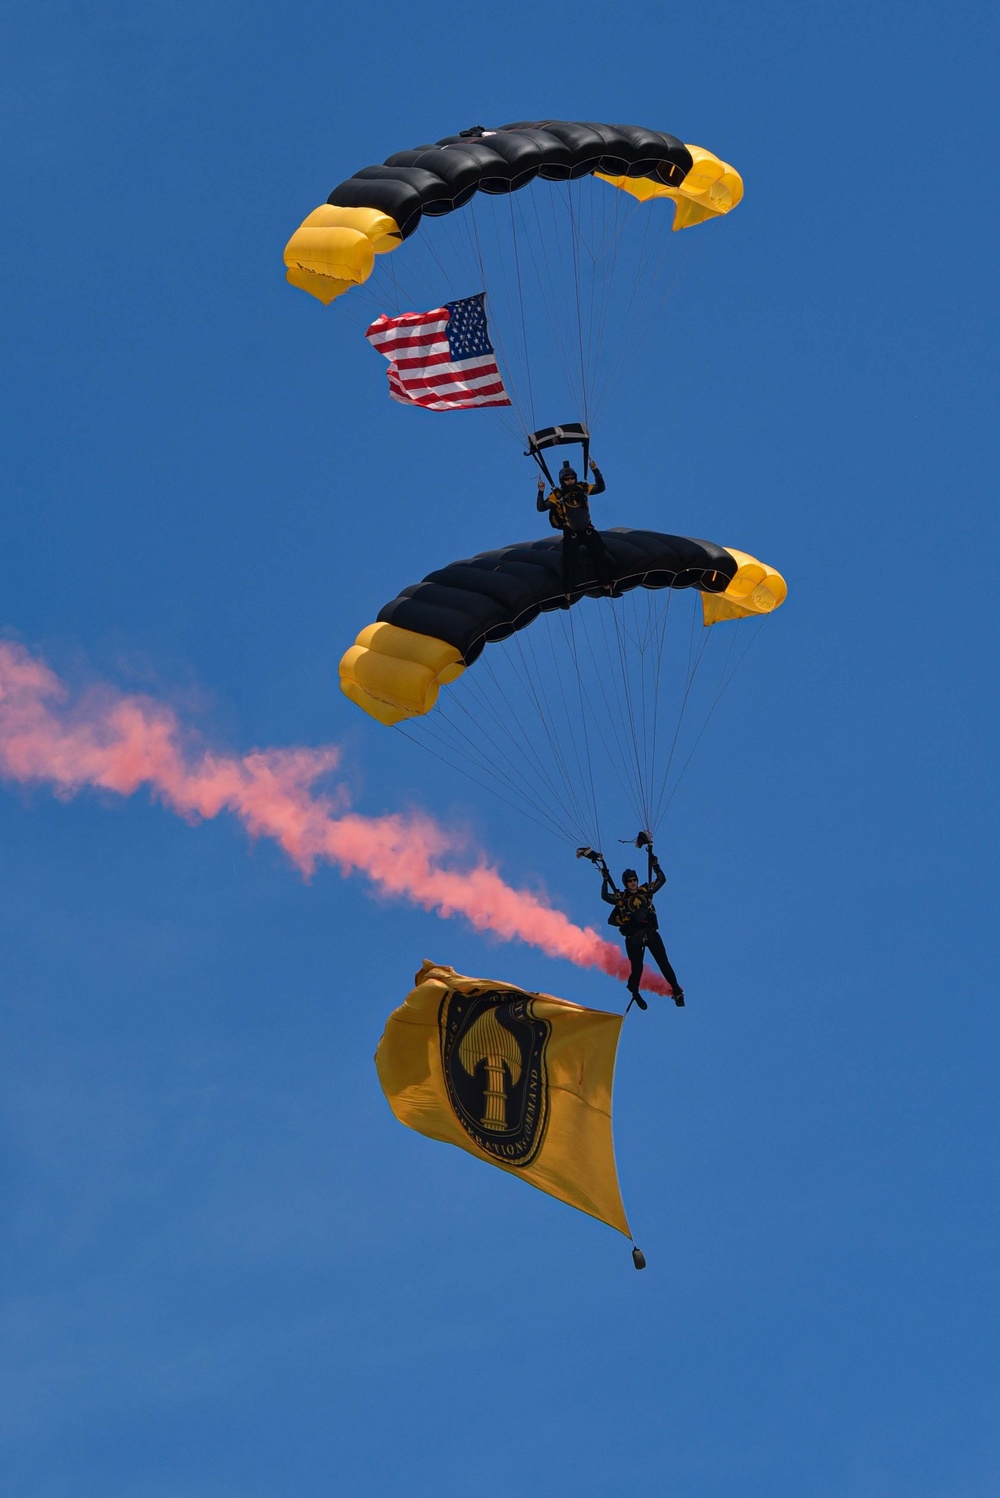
[439,988,550,1166]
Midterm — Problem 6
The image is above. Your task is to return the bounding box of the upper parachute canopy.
[340,530,785,726]
[284,120,743,305]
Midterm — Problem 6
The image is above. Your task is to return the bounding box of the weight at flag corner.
[375,960,631,1239]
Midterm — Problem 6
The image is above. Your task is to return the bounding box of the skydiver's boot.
[672,988,685,1008]
[628,984,648,1011]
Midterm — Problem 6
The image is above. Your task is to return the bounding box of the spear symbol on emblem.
[458,1009,523,1131]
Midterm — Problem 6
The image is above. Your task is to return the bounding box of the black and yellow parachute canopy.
[285,120,743,304]
[340,530,786,726]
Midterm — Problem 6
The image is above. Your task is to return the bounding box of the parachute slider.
[526,422,590,485]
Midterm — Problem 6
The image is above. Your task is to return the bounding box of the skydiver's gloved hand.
[589,458,599,473]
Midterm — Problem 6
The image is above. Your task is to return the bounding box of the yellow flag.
[375,960,631,1239]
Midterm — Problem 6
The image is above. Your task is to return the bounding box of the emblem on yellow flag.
[376,961,637,1248]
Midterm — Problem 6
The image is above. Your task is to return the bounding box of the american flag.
[365,293,511,411]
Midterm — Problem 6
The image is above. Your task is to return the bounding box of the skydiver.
[591,845,685,1010]
[536,459,612,597]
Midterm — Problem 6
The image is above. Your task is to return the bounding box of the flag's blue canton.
[444,294,496,360]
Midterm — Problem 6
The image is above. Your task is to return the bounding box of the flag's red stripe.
[391,350,456,370]
[391,352,497,374]
[419,395,512,409]
[366,308,446,333]
[422,381,508,402]
[395,364,503,393]
[367,328,448,353]
[392,383,511,407]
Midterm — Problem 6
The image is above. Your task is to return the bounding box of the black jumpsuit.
[536,469,611,593]
[602,860,682,997]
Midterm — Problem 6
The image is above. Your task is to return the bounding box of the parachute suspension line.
[525,186,590,419]
[430,690,579,842]
[392,722,570,844]
[533,608,600,846]
[630,587,654,824]
[591,223,704,426]
[593,597,646,828]
[647,584,676,815]
[589,181,636,420]
[436,680,569,823]
[588,201,662,425]
[581,173,601,416]
[478,642,595,847]
[606,595,654,832]
[635,589,660,829]
[507,191,536,434]
[482,195,536,442]
[464,654,591,841]
[511,620,598,847]
[562,605,603,853]
[589,598,653,830]
[565,180,590,424]
[572,603,650,833]
[657,618,767,823]
[465,199,532,443]
[449,206,525,447]
[589,186,630,414]
[405,656,581,840]
[649,601,714,833]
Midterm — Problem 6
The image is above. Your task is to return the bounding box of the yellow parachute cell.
[595,144,744,228]
[283,205,402,305]
[339,621,465,725]
[701,549,789,624]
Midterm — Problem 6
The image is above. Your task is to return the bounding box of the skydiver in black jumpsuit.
[600,850,685,1010]
[536,460,612,596]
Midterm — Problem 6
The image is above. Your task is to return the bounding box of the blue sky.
[2,2,998,1495]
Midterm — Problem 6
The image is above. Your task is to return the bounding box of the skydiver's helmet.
[559,463,578,487]
[622,868,639,886]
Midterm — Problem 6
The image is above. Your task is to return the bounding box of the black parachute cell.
[326,120,699,226]
[376,530,738,666]
[327,171,425,237]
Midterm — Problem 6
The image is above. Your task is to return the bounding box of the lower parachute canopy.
[340,529,786,726]
[340,530,785,848]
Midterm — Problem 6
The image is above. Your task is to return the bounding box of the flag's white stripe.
[367,308,447,331]
[394,358,502,392]
[372,339,450,364]
[366,317,448,345]
[389,371,509,407]
[367,324,449,352]
[395,373,503,399]
[386,380,502,410]
[417,395,510,410]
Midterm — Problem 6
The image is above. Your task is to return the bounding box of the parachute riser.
[617,829,654,882]
[525,422,590,489]
[576,844,617,891]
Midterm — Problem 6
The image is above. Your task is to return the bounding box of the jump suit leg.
[625,931,681,994]
[561,532,579,592]
[625,935,647,993]
[582,528,612,586]
[562,529,611,591]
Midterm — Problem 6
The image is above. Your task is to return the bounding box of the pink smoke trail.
[0,642,672,996]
